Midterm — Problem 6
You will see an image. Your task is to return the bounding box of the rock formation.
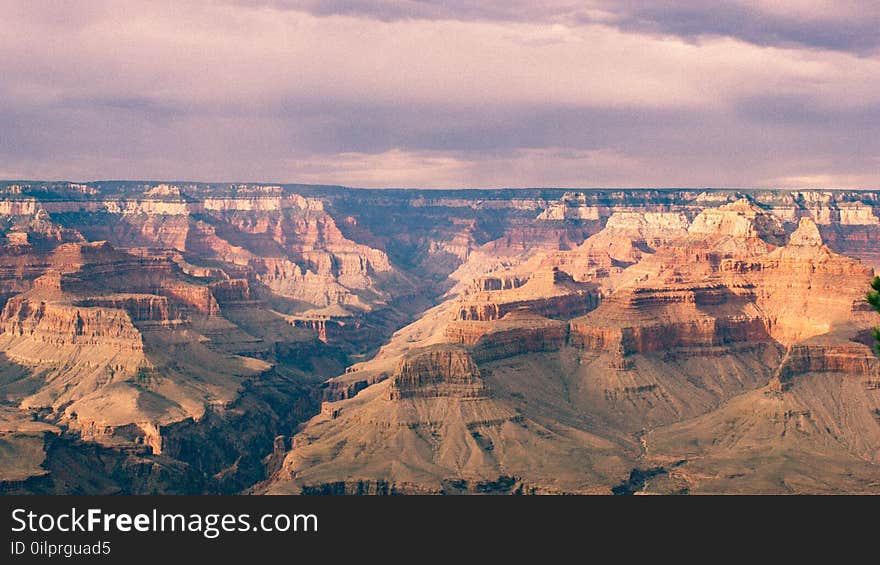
[454,267,600,322]
[0,182,878,494]
[261,191,880,494]
[387,345,486,400]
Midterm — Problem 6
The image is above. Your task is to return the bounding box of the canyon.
[0,181,878,494]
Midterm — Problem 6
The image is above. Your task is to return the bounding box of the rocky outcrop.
[250,257,361,308]
[571,316,769,356]
[158,285,219,316]
[455,268,600,322]
[7,210,85,248]
[6,186,402,324]
[788,217,823,246]
[0,199,39,215]
[570,284,769,355]
[471,274,529,292]
[444,321,494,345]
[77,421,164,454]
[537,192,601,220]
[289,316,352,343]
[776,341,880,387]
[209,279,252,304]
[387,345,486,400]
[688,198,785,244]
[200,205,394,308]
[529,211,690,285]
[456,292,599,322]
[471,317,568,362]
[0,296,143,348]
[747,218,874,344]
[838,202,880,225]
[445,313,567,361]
[76,294,177,323]
[570,213,874,356]
[45,243,222,317]
[603,211,689,243]
[321,372,389,402]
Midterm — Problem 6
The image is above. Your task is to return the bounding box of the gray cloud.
[605,2,880,54]
[0,2,878,188]
[241,0,880,53]
[226,0,579,23]
[4,91,878,188]
[276,101,698,154]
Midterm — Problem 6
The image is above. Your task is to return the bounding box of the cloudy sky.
[1,1,878,188]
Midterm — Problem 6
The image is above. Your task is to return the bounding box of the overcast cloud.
[0,1,878,188]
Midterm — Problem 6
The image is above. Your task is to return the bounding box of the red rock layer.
[777,342,880,385]
[569,282,769,353]
[0,296,142,349]
[208,279,252,304]
[387,346,486,400]
[75,295,176,323]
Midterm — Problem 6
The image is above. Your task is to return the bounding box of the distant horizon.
[2,179,879,193]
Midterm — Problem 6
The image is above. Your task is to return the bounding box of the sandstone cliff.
[263,193,880,494]
[387,345,486,400]
[454,267,599,322]
[1,183,879,495]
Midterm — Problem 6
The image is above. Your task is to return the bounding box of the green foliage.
[870,276,880,351]
[870,276,880,312]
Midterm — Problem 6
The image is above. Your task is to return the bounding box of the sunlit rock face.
[0,182,879,494]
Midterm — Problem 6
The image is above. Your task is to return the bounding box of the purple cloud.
[235,1,880,52]
[0,2,878,188]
